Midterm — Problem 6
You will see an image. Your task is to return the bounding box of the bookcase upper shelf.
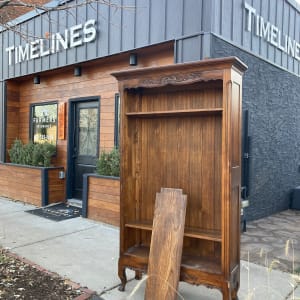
[125,108,223,118]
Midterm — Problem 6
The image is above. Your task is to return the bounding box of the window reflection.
[79,108,97,156]
[31,103,58,144]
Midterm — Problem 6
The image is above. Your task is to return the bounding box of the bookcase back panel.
[183,239,221,258]
[126,85,223,113]
[131,114,222,231]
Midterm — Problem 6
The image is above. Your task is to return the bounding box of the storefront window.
[31,103,58,144]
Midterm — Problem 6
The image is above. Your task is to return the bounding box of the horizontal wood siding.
[87,176,120,226]
[7,43,173,171]
[47,168,65,204]
[0,164,41,206]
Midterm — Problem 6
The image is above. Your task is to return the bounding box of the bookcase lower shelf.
[118,244,224,291]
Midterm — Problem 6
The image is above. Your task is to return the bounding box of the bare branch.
[0,0,136,43]
[0,0,10,9]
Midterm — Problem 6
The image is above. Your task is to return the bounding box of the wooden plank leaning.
[145,188,187,300]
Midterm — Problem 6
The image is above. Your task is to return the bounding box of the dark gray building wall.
[212,36,300,220]
[0,81,6,163]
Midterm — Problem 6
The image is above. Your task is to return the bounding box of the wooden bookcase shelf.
[126,108,223,118]
[112,57,247,299]
[125,222,222,242]
[123,245,222,275]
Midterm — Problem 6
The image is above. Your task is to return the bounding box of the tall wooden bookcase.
[112,57,247,299]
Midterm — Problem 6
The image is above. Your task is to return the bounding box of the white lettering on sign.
[245,2,300,61]
[5,19,97,65]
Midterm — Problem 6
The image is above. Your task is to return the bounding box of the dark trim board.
[82,174,89,217]
[114,93,120,148]
[41,168,49,206]
[1,81,7,163]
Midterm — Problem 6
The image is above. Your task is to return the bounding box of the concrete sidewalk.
[0,197,298,299]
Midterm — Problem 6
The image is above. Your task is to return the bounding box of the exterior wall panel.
[0,81,5,162]
[213,0,300,76]
[221,0,233,41]
[98,2,110,57]
[165,0,183,40]
[135,0,150,47]
[295,9,300,74]
[1,0,300,79]
[7,30,14,78]
[176,35,201,63]
[122,0,136,51]
[183,0,202,35]
[109,0,122,54]
[268,0,276,63]
[274,0,283,66]
[57,10,68,67]
[149,0,166,43]
[0,0,211,80]
[251,0,261,54]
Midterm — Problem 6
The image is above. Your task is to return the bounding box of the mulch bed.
[0,248,95,299]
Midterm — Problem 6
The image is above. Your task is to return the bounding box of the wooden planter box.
[0,163,65,207]
[82,174,120,226]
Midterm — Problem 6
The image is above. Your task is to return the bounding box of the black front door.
[71,100,99,199]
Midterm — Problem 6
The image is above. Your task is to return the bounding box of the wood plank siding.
[0,164,65,206]
[86,175,120,226]
[6,43,174,170]
[4,43,173,220]
[0,164,41,206]
[47,168,66,204]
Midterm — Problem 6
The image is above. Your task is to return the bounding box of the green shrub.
[96,148,120,177]
[8,139,23,165]
[8,139,56,167]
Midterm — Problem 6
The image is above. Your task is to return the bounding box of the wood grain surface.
[145,188,187,300]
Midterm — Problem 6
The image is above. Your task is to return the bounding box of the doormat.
[26,203,82,222]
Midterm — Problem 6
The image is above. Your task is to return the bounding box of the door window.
[78,107,98,156]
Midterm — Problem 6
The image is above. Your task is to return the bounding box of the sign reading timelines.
[245,2,300,61]
[5,19,97,65]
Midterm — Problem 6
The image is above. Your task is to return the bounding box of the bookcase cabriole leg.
[118,261,127,291]
[231,282,239,299]
[231,289,239,300]
[221,282,232,300]
[135,270,143,280]
[221,282,239,300]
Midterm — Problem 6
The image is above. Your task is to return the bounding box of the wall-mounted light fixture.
[33,75,40,84]
[129,53,138,66]
[74,66,82,76]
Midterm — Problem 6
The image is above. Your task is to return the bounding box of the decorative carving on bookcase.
[139,71,221,88]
